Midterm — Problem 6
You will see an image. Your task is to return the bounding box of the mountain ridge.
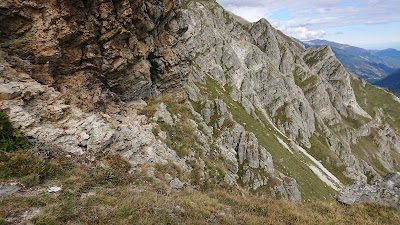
[374,69,400,95]
[1,0,400,222]
[299,39,400,83]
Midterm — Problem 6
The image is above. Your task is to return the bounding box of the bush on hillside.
[0,111,30,152]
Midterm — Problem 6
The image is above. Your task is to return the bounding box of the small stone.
[47,186,62,193]
[0,183,21,196]
[0,83,22,100]
[80,191,96,200]
[158,131,167,140]
[175,205,185,213]
[153,103,174,125]
[170,178,184,190]
[164,173,173,181]
[80,132,90,140]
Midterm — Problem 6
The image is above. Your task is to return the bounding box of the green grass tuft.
[0,111,30,152]
[0,150,63,187]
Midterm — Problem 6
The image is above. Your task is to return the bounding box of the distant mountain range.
[298,39,400,83]
[375,69,400,95]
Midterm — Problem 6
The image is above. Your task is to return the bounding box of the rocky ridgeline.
[1,0,400,204]
[183,0,400,198]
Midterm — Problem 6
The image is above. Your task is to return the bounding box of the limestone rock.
[0,0,190,105]
[0,50,186,173]
[0,83,22,100]
[47,186,62,193]
[182,0,400,198]
[170,178,185,190]
[281,176,302,202]
[337,173,400,209]
[0,183,21,197]
[153,103,174,125]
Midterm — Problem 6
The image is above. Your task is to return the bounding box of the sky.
[216,0,400,50]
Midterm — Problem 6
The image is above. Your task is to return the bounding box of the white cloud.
[274,25,327,40]
[216,0,400,48]
[216,0,400,26]
[227,6,271,22]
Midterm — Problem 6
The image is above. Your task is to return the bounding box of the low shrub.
[0,111,30,152]
[0,150,62,187]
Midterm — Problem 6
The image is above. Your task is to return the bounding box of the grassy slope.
[351,76,400,172]
[196,75,337,201]
[2,155,399,225]
[1,149,398,225]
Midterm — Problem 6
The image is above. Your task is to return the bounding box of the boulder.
[337,173,400,209]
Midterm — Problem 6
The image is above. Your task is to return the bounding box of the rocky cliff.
[1,0,189,105]
[1,0,400,203]
[181,0,400,200]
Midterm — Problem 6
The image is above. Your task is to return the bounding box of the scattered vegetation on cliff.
[0,111,65,187]
[0,111,30,152]
[352,77,400,135]
[351,77,400,173]
[194,75,338,201]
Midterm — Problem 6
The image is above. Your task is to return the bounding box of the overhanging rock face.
[337,173,400,209]
[0,0,190,104]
